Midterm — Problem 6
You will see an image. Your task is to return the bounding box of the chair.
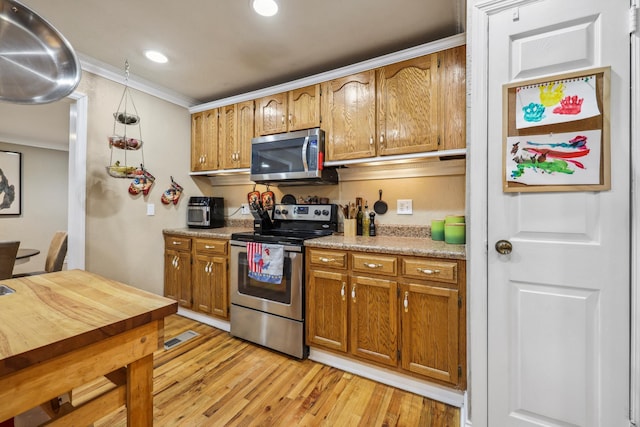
[14,231,67,277]
[0,240,20,280]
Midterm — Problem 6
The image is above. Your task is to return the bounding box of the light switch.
[147,203,155,216]
[397,199,413,215]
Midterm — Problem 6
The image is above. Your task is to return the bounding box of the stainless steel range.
[229,203,338,359]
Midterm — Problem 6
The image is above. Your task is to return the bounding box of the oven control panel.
[272,204,336,221]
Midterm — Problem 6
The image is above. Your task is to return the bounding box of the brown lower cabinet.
[164,234,229,320]
[306,247,466,389]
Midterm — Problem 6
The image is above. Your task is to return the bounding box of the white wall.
[0,142,68,274]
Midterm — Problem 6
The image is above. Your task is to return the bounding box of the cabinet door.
[255,92,288,135]
[191,109,219,171]
[190,112,205,171]
[322,71,376,161]
[164,250,180,301]
[288,84,321,131]
[377,55,439,156]
[218,104,237,170]
[438,45,466,151]
[400,283,459,385]
[209,256,228,318]
[193,254,229,318]
[236,100,255,168]
[164,248,192,308]
[306,269,349,352]
[350,275,398,366]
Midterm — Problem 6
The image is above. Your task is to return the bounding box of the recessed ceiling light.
[252,0,278,17]
[144,50,168,64]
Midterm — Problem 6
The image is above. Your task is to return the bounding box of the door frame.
[630,12,640,424]
[66,91,87,270]
[469,1,638,426]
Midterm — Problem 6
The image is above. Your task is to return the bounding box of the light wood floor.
[55,315,461,426]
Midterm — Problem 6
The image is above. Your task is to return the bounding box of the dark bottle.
[369,212,376,236]
[356,205,363,236]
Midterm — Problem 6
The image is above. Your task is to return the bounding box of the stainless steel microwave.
[250,128,338,186]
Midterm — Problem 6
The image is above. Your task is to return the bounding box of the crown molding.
[0,133,68,152]
[190,33,467,113]
[78,53,199,108]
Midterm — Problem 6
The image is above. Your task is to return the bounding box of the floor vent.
[164,330,199,350]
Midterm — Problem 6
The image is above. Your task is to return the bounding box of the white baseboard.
[309,347,465,408]
[177,307,230,332]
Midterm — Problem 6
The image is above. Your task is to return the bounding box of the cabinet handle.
[364,263,383,269]
[369,136,374,145]
[288,113,292,125]
[379,134,384,144]
[172,241,183,245]
[319,257,336,263]
[206,261,212,274]
[341,282,346,301]
[351,284,356,303]
[417,268,440,275]
[403,291,409,313]
[281,114,285,125]
[174,256,180,270]
[171,255,177,268]
[204,245,216,249]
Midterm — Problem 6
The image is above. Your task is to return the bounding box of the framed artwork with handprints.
[502,67,610,192]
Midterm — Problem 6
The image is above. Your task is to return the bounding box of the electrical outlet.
[397,199,413,215]
[146,203,155,216]
[241,203,250,215]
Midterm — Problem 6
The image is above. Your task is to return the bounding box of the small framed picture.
[0,150,22,215]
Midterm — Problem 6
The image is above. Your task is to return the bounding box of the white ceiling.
[1,0,465,148]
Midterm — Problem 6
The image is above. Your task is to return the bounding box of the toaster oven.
[187,196,224,229]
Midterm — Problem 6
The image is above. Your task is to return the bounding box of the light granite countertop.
[162,228,466,260]
[304,234,466,260]
[163,227,251,239]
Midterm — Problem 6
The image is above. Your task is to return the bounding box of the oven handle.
[230,240,303,253]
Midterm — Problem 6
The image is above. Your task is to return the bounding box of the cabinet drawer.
[402,258,457,284]
[352,253,397,276]
[195,238,228,255]
[308,249,347,269]
[164,235,191,251]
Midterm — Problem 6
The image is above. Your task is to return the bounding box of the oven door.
[230,241,304,321]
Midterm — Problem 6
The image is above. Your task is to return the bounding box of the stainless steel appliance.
[250,128,338,186]
[230,203,338,358]
[187,196,224,229]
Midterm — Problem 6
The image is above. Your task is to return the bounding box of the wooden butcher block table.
[0,269,178,426]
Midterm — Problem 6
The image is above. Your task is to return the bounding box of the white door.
[487,1,630,426]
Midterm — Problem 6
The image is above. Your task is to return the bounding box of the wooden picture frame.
[502,67,610,192]
[0,150,22,215]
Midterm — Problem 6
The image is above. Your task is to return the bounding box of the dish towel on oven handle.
[247,242,284,284]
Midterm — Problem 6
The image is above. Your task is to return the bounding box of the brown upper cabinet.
[190,45,466,171]
[191,109,219,171]
[376,54,439,156]
[322,71,377,161]
[255,84,321,136]
[438,45,466,151]
[219,100,255,169]
[323,46,466,162]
